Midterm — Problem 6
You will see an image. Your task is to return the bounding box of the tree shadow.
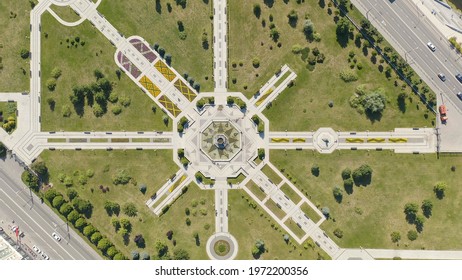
[405,213,416,224]
[362,46,369,56]
[195,236,200,246]
[334,195,343,203]
[336,33,349,48]
[202,41,209,50]
[355,36,362,48]
[264,0,274,8]
[123,235,130,246]
[319,0,325,8]
[155,0,162,14]
[353,174,372,186]
[288,18,298,28]
[203,0,209,3]
[73,102,85,117]
[344,181,354,195]
[397,97,406,113]
[366,111,383,123]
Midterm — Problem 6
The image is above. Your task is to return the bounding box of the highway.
[353,0,462,111]
[0,156,101,260]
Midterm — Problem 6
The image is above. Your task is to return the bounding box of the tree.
[97,238,112,252]
[75,217,87,231]
[112,218,120,231]
[311,164,320,176]
[93,103,104,117]
[433,182,447,199]
[341,168,351,179]
[72,198,93,217]
[104,201,120,216]
[415,215,425,232]
[59,203,73,217]
[185,217,191,226]
[162,115,169,126]
[44,189,59,202]
[52,195,64,209]
[62,105,71,117]
[123,202,138,217]
[94,69,104,80]
[407,230,418,241]
[139,184,147,194]
[67,210,80,224]
[66,189,78,201]
[390,231,401,243]
[0,142,6,158]
[131,251,140,260]
[421,199,433,218]
[90,232,103,244]
[46,79,57,91]
[173,248,190,260]
[333,187,343,202]
[31,161,48,177]
[321,207,330,218]
[141,252,150,260]
[83,225,97,238]
[253,4,261,18]
[166,230,174,240]
[363,92,386,114]
[287,10,298,26]
[336,17,350,36]
[118,228,129,238]
[113,253,125,260]
[252,57,260,68]
[155,240,169,258]
[303,19,314,37]
[134,234,145,248]
[120,218,131,231]
[23,171,39,191]
[404,202,419,222]
[352,164,373,185]
[20,48,29,59]
[269,28,280,41]
[112,169,131,185]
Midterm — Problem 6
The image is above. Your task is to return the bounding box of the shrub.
[93,104,104,117]
[407,230,418,241]
[341,168,351,179]
[333,228,343,238]
[252,57,260,68]
[362,92,386,114]
[119,96,131,107]
[51,67,62,79]
[112,169,131,185]
[111,105,122,115]
[390,231,401,243]
[311,164,320,176]
[339,69,358,82]
[123,202,138,217]
[20,48,29,59]
[108,92,118,103]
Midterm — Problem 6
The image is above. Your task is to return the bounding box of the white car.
[11,225,18,232]
[32,245,41,254]
[52,232,61,242]
[41,252,49,260]
[427,41,436,52]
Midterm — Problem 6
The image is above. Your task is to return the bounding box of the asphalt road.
[0,156,100,260]
[355,0,462,111]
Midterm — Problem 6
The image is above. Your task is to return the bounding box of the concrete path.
[213,0,228,93]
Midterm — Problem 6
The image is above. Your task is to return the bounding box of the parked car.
[439,105,448,122]
[456,73,462,83]
[32,245,41,254]
[52,232,61,242]
[438,73,446,81]
[457,92,462,101]
[427,42,436,52]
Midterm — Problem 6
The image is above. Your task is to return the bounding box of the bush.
[407,230,418,241]
[111,105,122,115]
[433,182,447,199]
[333,228,343,238]
[62,105,71,117]
[112,169,131,185]
[20,48,29,59]
[339,69,358,82]
[46,79,57,91]
[51,67,62,79]
[311,164,320,176]
[341,168,351,179]
[252,57,260,68]
[119,96,131,107]
[139,184,147,194]
[390,231,401,243]
[93,104,104,117]
[362,92,386,114]
[108,92,118,103]
[292,44,303,54]
[123,202,138,217]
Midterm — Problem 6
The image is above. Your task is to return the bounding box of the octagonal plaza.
[182,98,263,184]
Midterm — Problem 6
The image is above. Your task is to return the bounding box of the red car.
[439,105,448,122]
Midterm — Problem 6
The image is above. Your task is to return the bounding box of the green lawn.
[285,218,306,239]
[229,190,329,260]
[261,164,283,185]
[229,1,434,131]
[300,202,322,224]
[0,0,31,92]
[265,199,286,220]
[246,180,266,201]
[280,183,302,204]
[49,5,81,22]
[40,11,168,131]
[98,0,213,92]
[40,150,216,259]
[271,150,462,250]
[0,102,17,134]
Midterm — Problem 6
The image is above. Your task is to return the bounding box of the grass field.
[229,1,434,131]
[271,150,462,250]
[0,0,32,92]
[261,164,283,185]
[265,199,286,220]
[280,183,302,204]
[228,190,329,260]
[40,150,217,259]
[98,0,214,92]
[49,5,81,22]
[246,180,266,201]
[40,12,168,131]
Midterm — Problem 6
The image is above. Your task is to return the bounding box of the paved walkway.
[213,0,228,92]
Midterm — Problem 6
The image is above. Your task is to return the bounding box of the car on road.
[456,74,462,83]
[41,252,49,260]
[438,73,446,81]
[457,92,462,101]
[439,105,448,122]
[32,245,41,254]
[427,42,436,52]
[52,232,61,242]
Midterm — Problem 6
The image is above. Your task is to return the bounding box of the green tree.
[421,199,433,218]
[311,164,320,176]
[362,92,386,114]
[97,238,112,253]
[303,19,314,37]
[341,168,351,179]
[112,169,132,185]
[31,161,48,177]
[407,230,418,241]
[172,248,190,260]
[66,189,78,201]
[20,48,29,59]
[44,189,59,202]
[107,247,118,258]
[404,202,419,222]
[433,182,447,199]
[75,217,87,231]
[0,142,6,158]
[93,103,104,117]
[90,232,103,244]
[59,203,73,217]
[415,215,425,232]
[72,198,93,217]
[336,17,350,36]
[123,202,138,217]
[67,210,80,224]
[94,69,104,80]
[51,67,62,79]
[334,228,344,238]
[46,79,57,91]
[52,195,64,209]
[155,240,169,258]
[113,253,125,260]
[120,218,131,231]
[112,218,120,231]
[83,225,97,238]
[333,186,343,202]
[390,231,401,243]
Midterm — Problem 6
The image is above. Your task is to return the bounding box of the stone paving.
[0,0,458,260]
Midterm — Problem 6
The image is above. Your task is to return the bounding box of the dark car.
[456,73,462,83]
[457,92,462,101]
[438,73,446,82]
